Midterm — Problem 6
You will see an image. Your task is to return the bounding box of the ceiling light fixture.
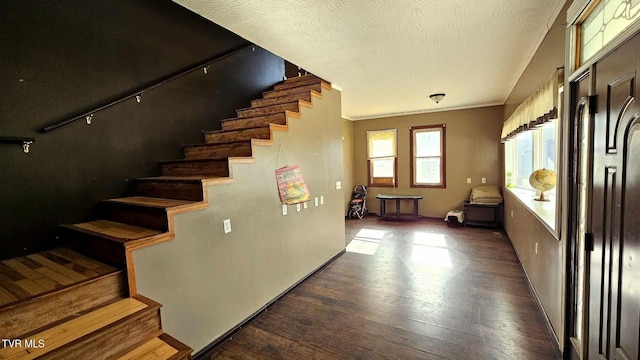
[430,93,446,104]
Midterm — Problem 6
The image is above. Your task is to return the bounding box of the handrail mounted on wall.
[40,43,254,133]
[1,137,36,154]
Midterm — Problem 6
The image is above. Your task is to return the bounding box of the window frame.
[410,124,446,188]
[367,129,398,188]
[505,119,559,190]
[367,157,398,188]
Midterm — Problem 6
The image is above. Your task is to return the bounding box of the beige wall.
[501,0,571,349]
[353,106,504,218]
[133,88,346,352]
[504,191,563,340]
[504,1,570,118]
[342,119,354,211]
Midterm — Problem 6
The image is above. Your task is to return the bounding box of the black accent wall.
[0,0,285,260]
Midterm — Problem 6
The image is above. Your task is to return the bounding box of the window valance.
[501,68,564,142]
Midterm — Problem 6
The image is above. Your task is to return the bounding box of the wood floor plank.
[0,286,18,306]
[34,267,75,286]
[26,254,87,282]
[2,259,44,281]
[49,248,109,271]
[63,262,100,278]
[14,278,47,296]
[32,276,58,291]
[14,257,44,270]
[0,262,25,281]
[0,274,31,300]
[205,217,562,360]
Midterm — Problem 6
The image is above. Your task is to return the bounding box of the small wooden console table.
[376,194,423,221]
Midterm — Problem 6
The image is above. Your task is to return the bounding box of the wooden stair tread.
[183,139,250,148]
[68,220,163,241]
[204,125,270,135]
[262,81,327,98]
[282,74,320,83]
[250,89,316,108]
[236,100,299,112]
[0,249,119,308]
[114,333,192,360]
[105,196,196,208]
[220,112,285,124]
[136,176,213,182]
[0,297,150,360]
[115,337,178,360]
[161,158,228,164]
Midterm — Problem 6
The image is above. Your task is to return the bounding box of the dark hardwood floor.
[206,216,562,359]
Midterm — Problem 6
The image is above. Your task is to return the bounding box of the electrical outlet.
[282,204,288,216]
[467,178,471,184]
[320,196,324,205]
[482,177,487,184]
[535,242,538,255]
[303,202,308,209]
[296,203,301,212]
[223,219,231,234]
[336,181,342,190]
[314,197,319,207]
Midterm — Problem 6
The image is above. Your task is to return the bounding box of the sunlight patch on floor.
[410,232,452,268]
[346,228,385,255]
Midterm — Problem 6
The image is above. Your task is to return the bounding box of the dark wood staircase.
[0,75,330,359]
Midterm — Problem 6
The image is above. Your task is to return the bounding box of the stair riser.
[98,203,168,232]
[184,142,252,160]
[274,77,321,90]
[135,180,204,202]
[61,228,126,267]
[251,91,312,108]
[162,161,229,177]
[0,272,126,339]
[222,113,286,131]
[40,307,161,360]
[204,127,271,144]
[237,102,299,118]
[263,83,322,99]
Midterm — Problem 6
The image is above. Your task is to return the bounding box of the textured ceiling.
[174,0,565,120]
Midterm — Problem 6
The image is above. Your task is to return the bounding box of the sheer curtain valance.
[501,68,564,142]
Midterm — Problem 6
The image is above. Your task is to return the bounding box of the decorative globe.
[529,168,556,201]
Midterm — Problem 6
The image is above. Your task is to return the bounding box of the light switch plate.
[467,178,471,184]
[303,202,308,209]
[314,197,319,207]
[296,203,301,212]
[482,177,487,184]
[336,181,342,190]
[223,219,231,234]
[320,196,324,205]
[282,204,288,216]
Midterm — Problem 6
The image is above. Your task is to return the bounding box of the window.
[506,120,558,188]
[367,129,397,187]
[410,124,446,188]
[504,119,559,229]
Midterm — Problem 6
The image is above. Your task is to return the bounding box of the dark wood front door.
[587,31,640,360]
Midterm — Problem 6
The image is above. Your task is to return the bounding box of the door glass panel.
[580,0,640,64]
[575,103,590,343]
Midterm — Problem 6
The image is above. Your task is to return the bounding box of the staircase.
[0,74,330,359]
